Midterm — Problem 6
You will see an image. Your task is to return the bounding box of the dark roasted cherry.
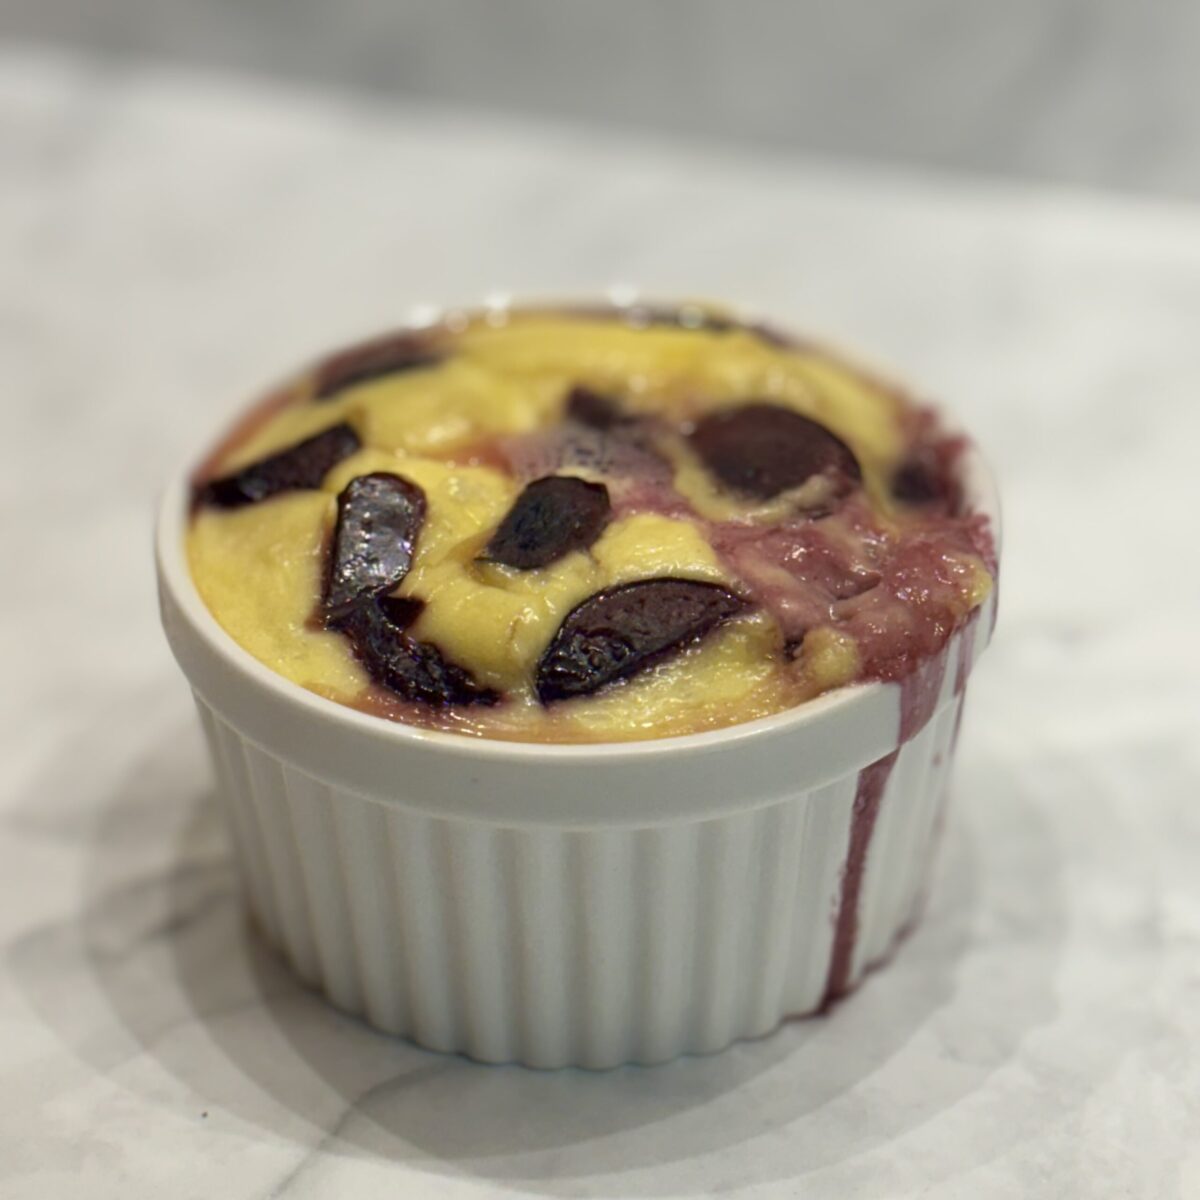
[689,403,861,500]
[565,387,629,430]
[377,594,425,629]
[196,423,360,509]
[314,332,443,401]
[341,601,499,707]
[535,578,747,703]
[323,473,426,624]
[481,476,611,570]
[891,454,960,510]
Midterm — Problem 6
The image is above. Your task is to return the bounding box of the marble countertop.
[3,46,1199,1199]
[8,1,1200,200]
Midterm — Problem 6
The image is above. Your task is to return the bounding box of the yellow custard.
[188,307,993,742]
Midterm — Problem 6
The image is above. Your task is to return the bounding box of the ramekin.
[155,320,999,1069]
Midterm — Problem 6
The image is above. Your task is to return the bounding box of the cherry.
[314,332,442,401]
[323,473,426,624]
[535,578,747,703]
[196,423,360,509]
[689,403,861,500]
[376,594,425,629]
[481,476,611,570]
[340,601,499,708]
[891,453,960,510]
[565,387,630,430]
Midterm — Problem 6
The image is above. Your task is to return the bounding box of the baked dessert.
[187,304,995,743]
[162,300,1001,1065]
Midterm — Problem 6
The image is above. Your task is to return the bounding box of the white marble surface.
[3,46,1200,1200]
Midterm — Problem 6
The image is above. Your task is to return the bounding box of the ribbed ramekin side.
[196,700,283,949]
[195,691,965,1068]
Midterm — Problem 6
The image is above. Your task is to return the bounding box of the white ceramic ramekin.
[156,329,999,1070]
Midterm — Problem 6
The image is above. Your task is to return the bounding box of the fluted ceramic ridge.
[196,678,964,1069]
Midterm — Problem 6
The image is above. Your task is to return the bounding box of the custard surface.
[188,307,994,742]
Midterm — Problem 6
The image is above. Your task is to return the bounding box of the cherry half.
[196,422,361,509]
[341,600,499,708]
[314,332,443,401]
[535,578,747,703]
[481,476,612,570]
[323,473,427,625]
[689,403,861,500]
[565,387,631,430]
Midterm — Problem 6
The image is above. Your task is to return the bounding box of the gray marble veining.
[1,45,1198,1198]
